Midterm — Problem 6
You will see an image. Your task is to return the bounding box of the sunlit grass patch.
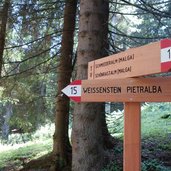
[142,103,171,138]
[0,124,54,170]
[0,139,52,169]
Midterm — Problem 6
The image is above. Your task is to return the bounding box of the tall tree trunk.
[51,0,77,170]
[101,0,116,149]
[2,102,13,141]
[72,1,109,170]
[0,0,10,77]
[0,0,10,142]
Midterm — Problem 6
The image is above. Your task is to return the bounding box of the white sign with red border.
[160,39,171,72]
[62,80,82,102]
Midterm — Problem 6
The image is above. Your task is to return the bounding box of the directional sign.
[88,39,171,80]
[62,77,171,102]
[61,80,82,102]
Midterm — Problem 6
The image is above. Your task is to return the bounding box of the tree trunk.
[2,102,13,141]
[0,0,10,77]
[100,0,116,149]
[72,1,109,170]
[51,0,77,170]
[0,0,10,142]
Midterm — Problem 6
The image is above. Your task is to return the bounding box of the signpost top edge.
[88,38,171,65]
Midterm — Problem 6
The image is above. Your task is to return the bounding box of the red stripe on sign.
[70,80,81,85]
[70,96,81,102]
[161,61,171,72]
[160,39,171,49]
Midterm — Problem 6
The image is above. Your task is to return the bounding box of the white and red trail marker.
[160,39,171,72]
[61,80,82,102]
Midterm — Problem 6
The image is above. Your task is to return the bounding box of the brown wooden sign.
[88,39,171,79]
[62,40,171,171]
[62,77,171,102]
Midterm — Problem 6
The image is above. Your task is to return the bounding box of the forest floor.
[0,139,52,171]
[0,103,171,171]
[0,135,170,171]
[103,134,171,171]
[103,103,171,171]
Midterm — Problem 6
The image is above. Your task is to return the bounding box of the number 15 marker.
[62,80,82,102]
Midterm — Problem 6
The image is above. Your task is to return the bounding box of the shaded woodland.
[0,0,171,171]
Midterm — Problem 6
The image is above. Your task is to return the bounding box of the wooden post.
[124,102,141,171]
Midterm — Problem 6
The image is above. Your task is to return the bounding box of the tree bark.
[100,0,116,150]
[72,1,109,170]
[51,0,77,170]
[0,0,10,142]
[0,0,10,77]
[2,102,13,141]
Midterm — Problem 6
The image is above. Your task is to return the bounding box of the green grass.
[0,139,52,170]
[0,123,54,171]
[142,103,171,138]
[0,124,54,170]
[104,102,171,171]
[0,103,171,170]
[107,102,171,138]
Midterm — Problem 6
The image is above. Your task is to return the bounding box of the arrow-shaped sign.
[62,80,82,102]
[62,77,171,103]
[88,39,171,80]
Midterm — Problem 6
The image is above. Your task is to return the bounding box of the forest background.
[0,0,171,171]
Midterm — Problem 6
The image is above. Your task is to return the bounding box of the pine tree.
[0,0,10,76]
[72,0,109,170]
[51,0,77,170]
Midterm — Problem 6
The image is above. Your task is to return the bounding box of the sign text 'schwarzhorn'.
[88,39,171,79]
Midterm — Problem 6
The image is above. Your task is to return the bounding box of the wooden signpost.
[88,39,171,79]
[62,77,171,103]
[124,102,141,171]
[62,39,171,171]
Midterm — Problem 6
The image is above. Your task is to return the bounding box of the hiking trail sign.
[61,39,171,171]
[62,77,171,102]
[88,39,171,79]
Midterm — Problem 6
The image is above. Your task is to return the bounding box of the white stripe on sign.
[161,47,171,63]
[62,85,81,97]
